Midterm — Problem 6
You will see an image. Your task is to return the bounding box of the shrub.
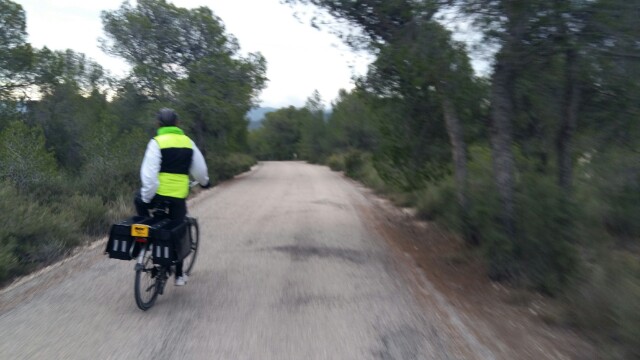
[578,150,640,241]
[0,121,58,193]
[344,149,366,178]
[515,174,578,294]
[106,195,135,225]
[0,182,79,283]
[416,178,457,223]
[207,152,256,183]
[460,146,578,291]
[65,194,110,236]
[566,252,640,358]
[326,153,346,172]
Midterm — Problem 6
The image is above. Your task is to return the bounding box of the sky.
[15,0,373,108]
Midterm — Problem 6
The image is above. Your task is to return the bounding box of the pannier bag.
[105,216,167,260]
[105,216,189,264]
[149,219,189,266]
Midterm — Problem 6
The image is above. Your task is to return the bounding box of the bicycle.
[132,203,200,311]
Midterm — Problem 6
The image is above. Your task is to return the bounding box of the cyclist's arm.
[189,141,209,186]
[140,139,161,203]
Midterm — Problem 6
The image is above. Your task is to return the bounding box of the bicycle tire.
[134,248,160,310]
[182,217,199,275]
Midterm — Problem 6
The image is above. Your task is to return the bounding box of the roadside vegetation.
[2,0,639,357]
[0,0,264,285]
[249,1,640,357]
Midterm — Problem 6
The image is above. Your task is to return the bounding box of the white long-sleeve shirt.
[140,139,209,203]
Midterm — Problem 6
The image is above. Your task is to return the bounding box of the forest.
[1,0,639,357]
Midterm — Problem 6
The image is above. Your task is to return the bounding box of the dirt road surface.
[0,162,592,359]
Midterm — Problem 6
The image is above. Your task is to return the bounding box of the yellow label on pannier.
[131,224,149,237]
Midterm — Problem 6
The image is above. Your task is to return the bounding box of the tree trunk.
[557,46,581,194]
[489,55,517,240]
[442,95,476,245]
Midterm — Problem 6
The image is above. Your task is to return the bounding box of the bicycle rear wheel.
[182,217,199,275]
[134,247,160,310]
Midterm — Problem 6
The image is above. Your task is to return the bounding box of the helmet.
[156,108,178,126]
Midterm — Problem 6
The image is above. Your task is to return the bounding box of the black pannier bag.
[149,219,189,266]
[105,216,166,260]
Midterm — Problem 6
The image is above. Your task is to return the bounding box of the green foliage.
[514,174,578,293]
[566,252,640,358]
[415,178,457,222]
[101,0,266,157]
[0,0,34,100]
[77,123,146,201]
[0,0,267,286]
[326,153,346,172]
[579,150,640,240]
[286,0,640,352]
[327,89,378,152]
[34,48,109,96]
[207,152,256,183]
[413,146,579,293]
[176,50,267,155]
[0,182,80,283]
[65,194,110,236]
[0,121,57,192]
[249,106,303,160]
[342,150,386,192]
[298,94,330,163]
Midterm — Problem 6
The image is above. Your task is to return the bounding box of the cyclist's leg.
[168,198,187,278]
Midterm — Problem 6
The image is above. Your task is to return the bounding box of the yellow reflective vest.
[154,127,193,199]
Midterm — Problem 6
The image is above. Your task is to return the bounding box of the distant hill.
[246,107,277,130]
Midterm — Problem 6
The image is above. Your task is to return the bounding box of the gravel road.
[0,161,497,360]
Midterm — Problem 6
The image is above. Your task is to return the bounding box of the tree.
[298,91,330,162]
[286,0,481,235]
[327,89,378,151]
[0,0,33,100]
[102,0,267,156]
[251,107,303,160]
[27,48,111,171]
[101,0,240,101]
[0,121,57,192]
[176,52,267,155]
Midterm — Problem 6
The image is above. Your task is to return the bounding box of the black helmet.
[156,108,178,126]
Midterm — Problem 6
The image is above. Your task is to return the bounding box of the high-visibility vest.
[154,127,193,199]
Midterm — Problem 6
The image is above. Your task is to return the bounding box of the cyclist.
[135,108,210,286]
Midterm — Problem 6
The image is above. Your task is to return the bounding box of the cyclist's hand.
[200,181,211,189]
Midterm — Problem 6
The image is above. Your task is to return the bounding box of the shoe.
[175,275,188,286]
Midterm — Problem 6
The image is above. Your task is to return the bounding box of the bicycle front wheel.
[134,248,160,311]
[182,217,199,275]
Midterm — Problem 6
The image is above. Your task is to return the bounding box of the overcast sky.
[16,0,373,108]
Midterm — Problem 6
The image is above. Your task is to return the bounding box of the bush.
[207,152,256,183]
[106,195,135,225]
[344,149,366,178]
[0,182,79,284]
[326,153,346,172]
[577,150,640,241]
[566,252,640,358]
[0,121,58,193]
[65,194,110,236]
[415,178,457,223]
[460,146,578,291]
[515,174,578,294]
